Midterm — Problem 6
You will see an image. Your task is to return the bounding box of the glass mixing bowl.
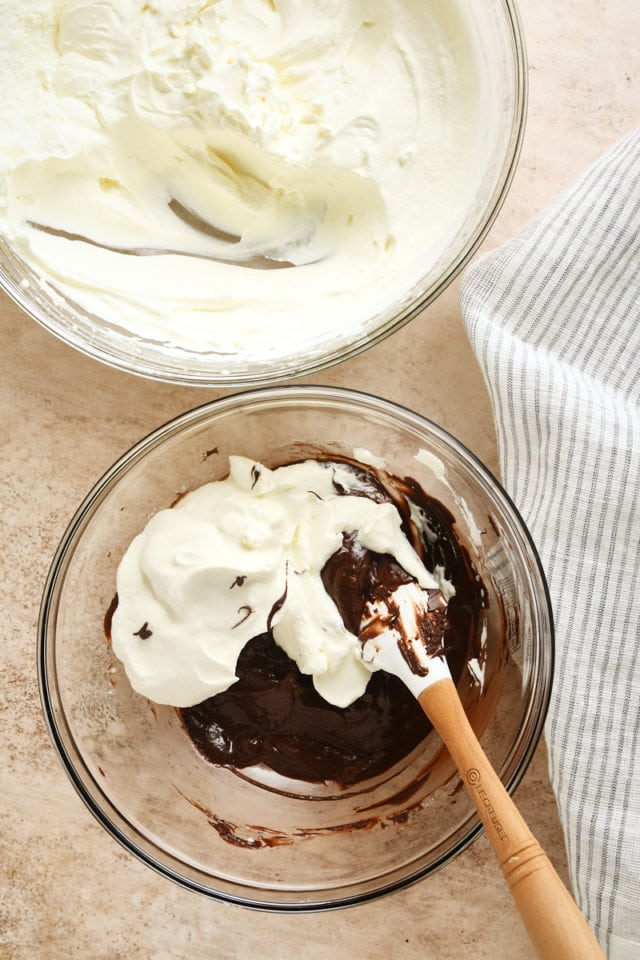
[1,0,526,387]
[38,386,553,910]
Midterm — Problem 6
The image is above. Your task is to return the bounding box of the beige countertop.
[2,2,639,957]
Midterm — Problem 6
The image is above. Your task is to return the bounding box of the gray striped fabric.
[460,125,640,958]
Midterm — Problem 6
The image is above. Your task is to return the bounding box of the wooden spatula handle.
[419,679,605,960]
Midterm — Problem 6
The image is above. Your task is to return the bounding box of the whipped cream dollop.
[111,456,450,708]
[0,0,486,357]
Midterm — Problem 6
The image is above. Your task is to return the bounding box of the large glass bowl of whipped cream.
[1,0,526,386]
[39,386,553,910]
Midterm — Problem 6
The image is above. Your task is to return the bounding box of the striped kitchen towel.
[460,125,640,959]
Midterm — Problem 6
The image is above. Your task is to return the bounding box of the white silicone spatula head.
[359,581,451,697]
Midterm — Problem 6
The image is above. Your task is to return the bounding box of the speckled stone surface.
[2,2,639,957]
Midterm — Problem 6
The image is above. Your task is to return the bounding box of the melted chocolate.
[181,631,428,786]
[178,460,486,788]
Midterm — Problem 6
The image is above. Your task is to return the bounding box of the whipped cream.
[0,0,486,358]
[111,456,449,708]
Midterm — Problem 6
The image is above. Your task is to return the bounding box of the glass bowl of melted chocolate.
[38,386,553,910]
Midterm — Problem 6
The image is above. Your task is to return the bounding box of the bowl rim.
[3,0,528,388]
[37,384,554,911]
